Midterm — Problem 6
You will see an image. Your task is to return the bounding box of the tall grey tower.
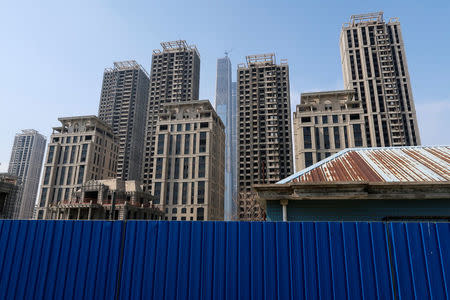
[215,55,236,220]
[98,61,150,181]
[142,40,200,193]
[237,54,293,219]
[8,129,46,219]
[340,12,421,147]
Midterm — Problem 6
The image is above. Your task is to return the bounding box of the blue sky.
[1,0,449,171]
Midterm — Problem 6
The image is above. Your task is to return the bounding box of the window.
[305,152,313,167]
[64,188,70,201]
[344,126,349,148]
[323,128,330,149]
[353,124,363,147]
[155,158,163,179]
[197,207,204,221]
[182,183,187,204]
[185,123,190,131]
[66,166,73,185]
[332,115,338,123]
[334,127,340,148]
[66,137,71,144]
[177,124,182,131]
[168,135,173,155]
[198,156,206,178]
[315,128,320,148]
[157,134,165,154]
[175,135,181,154]
[160,125,168,131]
[192,134,196,154]
[192,157,196,178]
[73,136,78,143]
[69,146,76,163]
[184,134,190,154]
[47,146,55,163]
[303,127,312,149]
[85,135,92,141]
[174,158,180,179]
[301,117,311,123]
[77,165,85,184]
[350,114,360,120]
[183,158,189,179]
[165,183,170,204]
[62,147,69,164]
[40,188,47,207]
[322,116,328,124]
[154,182,161,204]
[199,132,207,152]
[166,158,171,179]
[200,122,208,128]
[43,167,51,185]
[59,167,66,185]
[197,181,205,204]
[191,182,194,204]
[80,144,88,162]
[173,182,178,205]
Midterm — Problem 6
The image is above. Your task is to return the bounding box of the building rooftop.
[278,146,450,184]
[152,40,200,57]
[105,60,149,77]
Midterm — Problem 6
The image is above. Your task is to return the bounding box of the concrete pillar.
[77,208,81,220]
[280,199,288,222]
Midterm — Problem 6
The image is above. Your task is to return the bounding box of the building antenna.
[224,49,233,57]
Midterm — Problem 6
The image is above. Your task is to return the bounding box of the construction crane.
[224,49,232,57]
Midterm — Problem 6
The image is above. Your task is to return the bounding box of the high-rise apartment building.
[8,129,46,219]
[152,100,225,220]
[215,55,236,220]
[143,40,200,193]
[340,12,420,147]
[35,116,118,219]
[237,54,293,218]
[293,90,367,170]
[0,174,20,219]
[98,61,150,181]
[231,81,238,218]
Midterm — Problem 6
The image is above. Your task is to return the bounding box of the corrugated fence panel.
[390,222,450,299]
[0,220,123,300]
[0,220,449,299]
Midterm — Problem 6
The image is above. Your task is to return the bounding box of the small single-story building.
[254,146,450,221]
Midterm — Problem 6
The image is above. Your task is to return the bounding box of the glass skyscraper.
[215,55,237,220]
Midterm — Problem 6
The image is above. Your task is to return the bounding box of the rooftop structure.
[255,146,450,222]
[280,146,450,184]
[45,179,163,220]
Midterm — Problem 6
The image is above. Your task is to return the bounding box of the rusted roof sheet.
[278,146,450,184]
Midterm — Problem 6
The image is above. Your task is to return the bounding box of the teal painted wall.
[266,199,450,221]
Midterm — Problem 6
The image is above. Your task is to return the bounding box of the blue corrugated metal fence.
[0,220,448,299]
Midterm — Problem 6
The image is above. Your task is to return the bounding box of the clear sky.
[1,0,449,172]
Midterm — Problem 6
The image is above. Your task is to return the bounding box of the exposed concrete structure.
[0,174,20,219]
[98,61,150,181]
[237,53,293,219]
[340,12,420,147]
[231,81,238,218]
[293,90,367,170]
[254,146,450,221]
[152,100,225,220]
[8,129,46,219]
[44,179,163,220]
[143,40,201,194]
[215,55,236,220]
[35,116,119,219]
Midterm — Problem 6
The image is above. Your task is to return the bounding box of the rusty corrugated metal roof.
[279,146,450,184]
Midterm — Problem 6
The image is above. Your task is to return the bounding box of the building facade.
[7,129,46,219]
[152,100,225,220]
[255,146,450,222]
[0,173,20,219]
[44,179,163,220]
[293,90,367,170]
[35,116,119,219]
[143,40,200,194]
[237,53,293,218]
[340,12,420,147]
[98,61,150,181]
[215,55,236,220]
